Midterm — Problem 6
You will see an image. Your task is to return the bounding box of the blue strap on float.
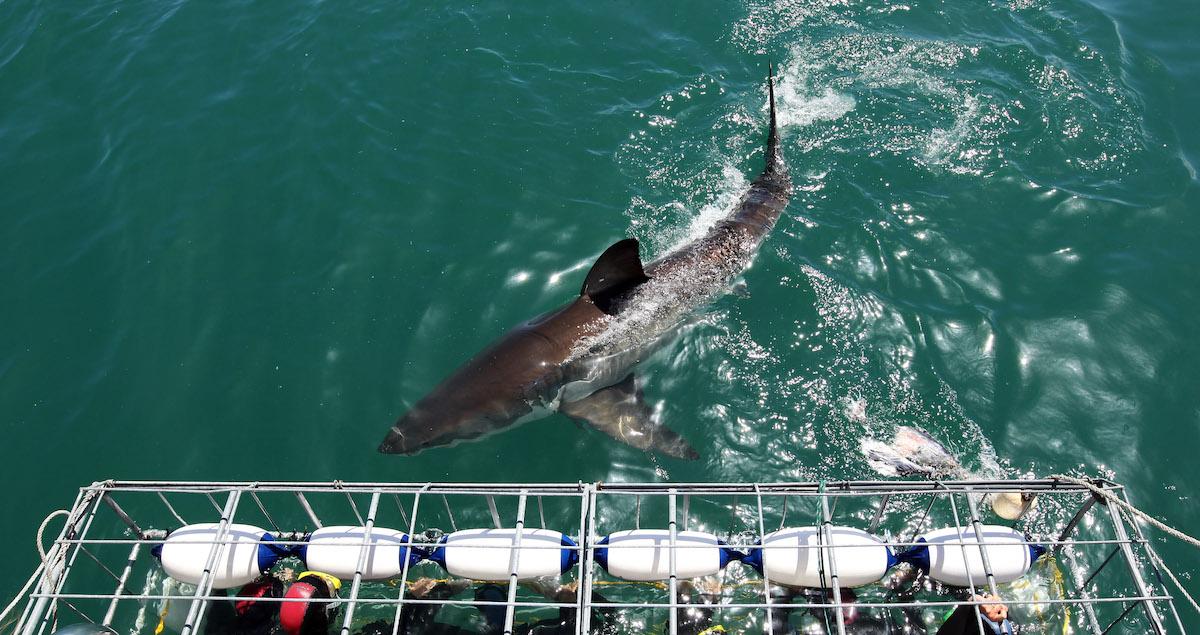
[741,539,764,574]
[560,534,579,573]
[717,539,740,569]
[401,534,425,568]
[594,536,610,572]
[256,533,294,573]
[427,535,449,570]
[150,527,174,561]
[897,537,931,574]
[1029,543,1047,563]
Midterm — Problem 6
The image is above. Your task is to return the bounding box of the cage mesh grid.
[5,478,1185,635]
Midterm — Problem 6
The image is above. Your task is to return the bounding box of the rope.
[1142,542,1200,617]
[1050,475,1200,548]
[153,581,172,635]
[36,511,71,563]
[1050,474,1200,617]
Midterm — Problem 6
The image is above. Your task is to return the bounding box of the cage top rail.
[83,477,1120,493]
[5,476,1186,635]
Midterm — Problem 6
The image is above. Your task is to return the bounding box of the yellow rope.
[154,599,169,635]
[1038,556,1071,635]
[1047,557,1070,635]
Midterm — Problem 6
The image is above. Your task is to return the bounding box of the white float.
[744,526,896,588]
[596,530,732,581]
[300,526,420,580]
[903,525,1045,586]
[429,528,577,581]
[155,523,285,589]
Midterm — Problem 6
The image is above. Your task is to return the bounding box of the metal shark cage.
[2,478,1188,635]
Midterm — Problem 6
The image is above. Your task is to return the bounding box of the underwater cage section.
[1,478,1186,634]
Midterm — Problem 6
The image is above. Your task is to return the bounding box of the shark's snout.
[379,389,534,456]
[377,426,413,454]
[378,406,472,455]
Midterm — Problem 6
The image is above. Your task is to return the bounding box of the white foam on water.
[774,60,857,128]
[673,164,749,250]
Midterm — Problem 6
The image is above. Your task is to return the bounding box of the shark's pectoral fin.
[581,238,650,314]
[560,374,699,460]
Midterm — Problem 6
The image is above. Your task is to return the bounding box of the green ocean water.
[2,0,1199,631]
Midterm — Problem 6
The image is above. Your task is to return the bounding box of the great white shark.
[379,69,792,458]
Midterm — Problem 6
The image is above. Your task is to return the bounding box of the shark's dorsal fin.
[560,374,698,460]
[581,238,650,314]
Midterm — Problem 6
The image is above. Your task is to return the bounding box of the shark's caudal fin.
[765,61,783,176]
[560,374,699,460]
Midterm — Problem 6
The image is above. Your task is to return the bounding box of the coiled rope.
[1050,474,1200,616]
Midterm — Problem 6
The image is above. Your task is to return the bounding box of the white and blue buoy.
[899,525,1046,586]
[426,528,578,582]
[299,525,423,580]
[595,530,738,581]
[152,523,290,589]
[743,526,897,588]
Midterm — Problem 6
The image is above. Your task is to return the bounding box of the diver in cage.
[204,573,287,635]
[936,594,1017,635]
[280,571,343,635]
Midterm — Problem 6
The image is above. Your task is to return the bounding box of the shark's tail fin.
[765,62,784,175]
